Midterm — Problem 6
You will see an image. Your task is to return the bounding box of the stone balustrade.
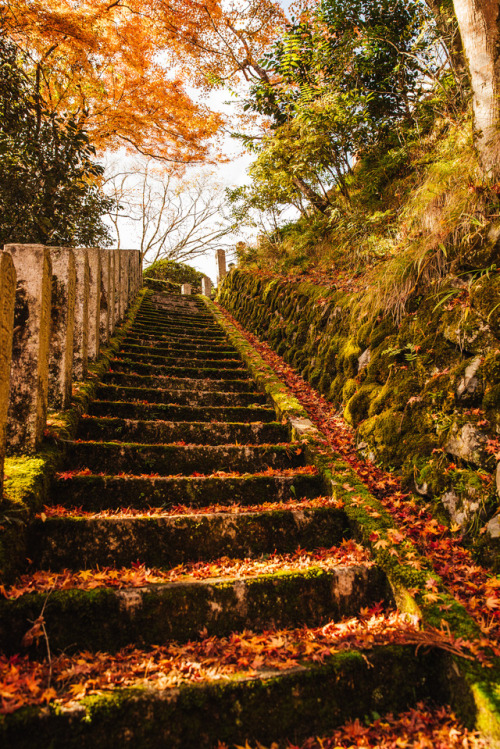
[0,245,142,490]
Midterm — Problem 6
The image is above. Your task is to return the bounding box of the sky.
[104,0,295,284]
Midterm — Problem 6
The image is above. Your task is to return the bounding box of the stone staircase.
[0,291,450,747]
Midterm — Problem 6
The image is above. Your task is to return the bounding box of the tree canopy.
[0,33,114,247]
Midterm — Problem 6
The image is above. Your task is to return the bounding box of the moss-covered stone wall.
[218,269,500,563]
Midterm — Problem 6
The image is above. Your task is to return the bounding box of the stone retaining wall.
[218,269,500,564]
[0,245,142,492]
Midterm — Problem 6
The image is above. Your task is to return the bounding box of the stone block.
[0,253,16,486]
[108,250,116,334]
[216,249,227,286]
[72,248,89,380]
[86,248,101,361]
[114,249,122,324]
[47,247,76,410]
[4,244,52,454]
[119,250,131,318]
[201,277,212,296]
[181,284,192,295]
[99,249,112,345]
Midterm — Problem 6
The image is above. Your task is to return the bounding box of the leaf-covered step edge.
[0,646,450,749]
[50,473,325,510]
[87,400,276,423]
[123,333,237,351]
[107,361,250,381]
[28,505,348,570]
[94,385,267,407]
[100,373,255,393]
[117,344,241,361]
[0,564,389,653]
[63,442,305,475]
[113,350,243,368]
[76,416,289,445]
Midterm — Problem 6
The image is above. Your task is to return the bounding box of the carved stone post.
[86,248,101,361]
[72,248,89,380]
[107,250,116,335]
[99,249,111,346]
[0,253,16,484]
[216,249,227,286]
[47,247,76,410]
[114,249,122,324]
[119,250,131,316]
[201,277,212,296]
[181,284,192,295]
[4,244,52,454]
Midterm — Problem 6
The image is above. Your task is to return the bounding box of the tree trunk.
[453,0,500,180]
[291,176,330,214]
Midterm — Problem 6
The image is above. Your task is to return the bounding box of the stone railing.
[0,245,142,490]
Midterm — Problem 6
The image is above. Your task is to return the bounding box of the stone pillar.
[201,277,212,296]
[114,249,122,324]
[86,247,101,361]
[47,247,76,410]
[72,248,89,380]
[216,249,227,286]
[181,284,192,295]
[130,250,142,297]
[108,250,116,335]
[4,244,52,454]
[0,253,16,485]
[119,250,130,317]
[98,249,112,346]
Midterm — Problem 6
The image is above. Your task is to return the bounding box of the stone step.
[110,359,249,380]
[64,442,305,475]
[29,505,348,570]
[0,645,448,749]
[88,400,276,422]
[119,343,241,361]
[0,563,388,653]
[109,359,252,380]
[101,372,254,393]
[133,315,222,332]
[77,416,289,445]
[114,350,244,368]
[129,323,227,341]
[51,473,324,510]
[124,333,236,351]
[95,384,267,407]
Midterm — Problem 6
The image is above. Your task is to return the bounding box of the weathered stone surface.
[114,249,122,324]
[457,356,482,399]
[443,309,496,353]
[445,422,489,466]
[119,250,131,318]
[497,461,500,498]
[130,250,142,298]
[4,244,52,453]
[181,283,192,295]
[485,513,500,539]
[108,249,116,334]
[47,247,76,409]
[358,348,371,372]
[216,248,227,285]
[72,248,89,379]
[201,277,212,296]
[0,252,16,487]
[440,489,481,530]
[98,250,111,346]
[86,248,101,361]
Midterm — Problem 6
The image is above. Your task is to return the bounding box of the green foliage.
[239,0,434,215]
[143,259,205,292]
[0,34,114,247]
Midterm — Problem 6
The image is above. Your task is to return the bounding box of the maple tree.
[2,0,285,163]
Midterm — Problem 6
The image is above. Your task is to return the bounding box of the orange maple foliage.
[3,541,371,599]
[2,0,285,162]
[0,611,487,715]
